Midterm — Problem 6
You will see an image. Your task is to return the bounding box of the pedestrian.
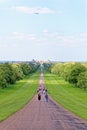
[37,89,41,101]
[45,93,48,102]
[43,89,46,94]
[38,93,41,100]
[45,89,47,93]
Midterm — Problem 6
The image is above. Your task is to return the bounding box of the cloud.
[43,29,49,33]
[41,31,87,46]
[11,32,36,40]
[79,33,87,42]
[1,31,87,47]
[80,33,87,37]
[12,6,55,14]
[0,32,37,45]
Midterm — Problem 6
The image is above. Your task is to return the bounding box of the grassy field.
[44,72,87,121]
[0,71,40,121]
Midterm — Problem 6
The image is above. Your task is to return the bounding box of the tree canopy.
[0,62,40,88]
[50,62,87,90]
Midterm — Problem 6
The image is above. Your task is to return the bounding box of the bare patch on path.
[0,73,87,130]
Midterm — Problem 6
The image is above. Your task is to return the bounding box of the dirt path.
[0,73,87,130]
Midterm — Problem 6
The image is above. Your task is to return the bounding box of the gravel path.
[0,73,87,130]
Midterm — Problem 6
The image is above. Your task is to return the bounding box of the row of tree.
[50,62,87,90]
[0,62,40,88]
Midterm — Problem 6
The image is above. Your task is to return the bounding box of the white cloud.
[11,32,36,40]
[80,33,87,37]
[41,31,87,46]
[1,31,87,47]
[0,36,2,43]
[43,29,49,33]
[12,6,55,14]
[79,33,87,42]
[0,32,37,45]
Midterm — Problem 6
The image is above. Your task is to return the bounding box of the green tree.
[1,63,16,84]
[51,62,64,76]
[67,63,86,85]
[43,62,53,72]
[20,63,32,75]
[63,63,73,81]
[12,64,24,80]
[0,68,7,88]
[77,71,87,90]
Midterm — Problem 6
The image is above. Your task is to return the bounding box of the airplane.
[34,8,40,15]
[34,12,39,15]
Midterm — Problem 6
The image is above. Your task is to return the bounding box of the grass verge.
[44,72,87,121]
[0,72,40,121]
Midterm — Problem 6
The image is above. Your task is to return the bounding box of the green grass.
[44,72,87,121]
[0,72,40,121]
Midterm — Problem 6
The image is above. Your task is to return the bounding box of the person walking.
[45,93,48,102]
[38,93,41,100]
[37,89,41,101]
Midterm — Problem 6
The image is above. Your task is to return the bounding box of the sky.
[0,0,87,61]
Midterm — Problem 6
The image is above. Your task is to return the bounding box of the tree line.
[0,62,40,88]
[46,62,87,90]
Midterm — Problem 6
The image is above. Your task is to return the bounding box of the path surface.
[0,73,87,130]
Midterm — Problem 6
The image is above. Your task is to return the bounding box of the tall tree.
[67,63,86,85]
[77,71,87,90]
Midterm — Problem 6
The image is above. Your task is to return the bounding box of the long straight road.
[0,73,87,130]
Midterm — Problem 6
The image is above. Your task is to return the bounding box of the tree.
[51,63,64,76]
[77,71,87,90]
[12,64,24,80]
[62,63,73,81]
[1,63,16,84]
[0,68,7,88]
[43,62,53,72]
[20,63,32,75]
[67,63,86,85]
[0,61,39,89]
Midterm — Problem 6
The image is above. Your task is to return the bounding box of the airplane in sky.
[34,12,39,15]
[34,8,40,15]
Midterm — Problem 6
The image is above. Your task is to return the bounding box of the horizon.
[0,59,87,63]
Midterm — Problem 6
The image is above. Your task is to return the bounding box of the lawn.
[0,71,40,121]
[44,73,87,121]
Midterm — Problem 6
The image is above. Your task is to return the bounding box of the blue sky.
[0,0,87,61]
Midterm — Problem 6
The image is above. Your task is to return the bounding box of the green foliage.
[0,62,39,88]
[77,71,87,90]
[0,63,16,87]
[51,62,87,90]
[12,64,24,80]
[51,62,64,76]
[82,62,87,68]
[20,63,32,75]
[62,63,73,81]
[67,63,86,85]
[43,62,53,72]
[0,69,7,88]
[4,63,16,84]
